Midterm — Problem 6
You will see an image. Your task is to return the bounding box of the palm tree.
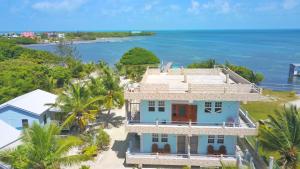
[259,105,300,169]
[101,68,124,115]
[55,83,103,131]
[0,123,90,169]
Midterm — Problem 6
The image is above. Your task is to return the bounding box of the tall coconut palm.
[55,83,103,131]
[259,105,300,169]
[0,122,90,169]
[101,68,124,115]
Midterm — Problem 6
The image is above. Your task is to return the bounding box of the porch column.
[125,100,129,120]
[138,133,143,153]
[187,135,191,158]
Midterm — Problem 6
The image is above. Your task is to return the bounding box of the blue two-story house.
[0,89,58,130]
[124,67,262,168]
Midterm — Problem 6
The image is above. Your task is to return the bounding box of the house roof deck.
[125,67,264,101]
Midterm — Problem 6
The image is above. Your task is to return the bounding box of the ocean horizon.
[26,29,300,91]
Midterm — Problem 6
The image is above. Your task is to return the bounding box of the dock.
[289,63,300,78]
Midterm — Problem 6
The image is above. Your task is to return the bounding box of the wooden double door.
[172,104,197,123]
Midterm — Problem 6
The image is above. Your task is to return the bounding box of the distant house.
[58,33,65,39]
[0,89,59,130]
[20,32,35,39]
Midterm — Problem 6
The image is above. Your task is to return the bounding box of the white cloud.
[187,0,201,14]
[187,0,238,15]
[143,1,159,11]
[282,0,299,9]
[32,0,87,11]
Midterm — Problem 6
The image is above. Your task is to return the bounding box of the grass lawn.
[242,89,299,165]
[242,89,298,121]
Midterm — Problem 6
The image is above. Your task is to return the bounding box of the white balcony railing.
[125,109,258,136]
[126,148,238,167]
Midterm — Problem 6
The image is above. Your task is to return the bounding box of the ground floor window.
[217,135,224,144]
[208,135,225,144]
[152,133,159,142]
[161,134,168,142]
[208,135,215,143]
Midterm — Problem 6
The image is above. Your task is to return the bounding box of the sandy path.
[288,94,300,107]
[65,106,131,169]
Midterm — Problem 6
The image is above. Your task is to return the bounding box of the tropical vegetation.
[0,122,90,169]
[187,59,264,84]
[259,105,300,169]
[54,83,103,132]
[116,47,160,81]
[65,31,154,41]
[0,40,97,104]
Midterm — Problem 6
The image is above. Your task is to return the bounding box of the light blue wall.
[139,100,239,155]
[196,101,239,123]
[198,135,237,155]
[140,100,171,123]
[0,106,46,129]
[141,133,236,155]
[140,100,240,123]
[141,133,177,153]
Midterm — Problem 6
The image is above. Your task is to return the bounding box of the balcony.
[125,109,258,137]
[126,135,240,167]
[126,151,237,167]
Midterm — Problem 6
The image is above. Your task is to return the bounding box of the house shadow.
[96,112,125,128]
[111,134,134,167]
[111,134,130,158]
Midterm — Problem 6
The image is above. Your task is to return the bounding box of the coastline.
[24,37,142,47]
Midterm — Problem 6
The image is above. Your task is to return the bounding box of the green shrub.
[119,47,159,65]
[80,165,90,169]
[82,145,98,156]
[96,128,110,150]
[187,59,216,68]
[116,47,160,81]
[182,165,191,169]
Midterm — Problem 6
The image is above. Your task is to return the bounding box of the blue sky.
[0,0,300,31]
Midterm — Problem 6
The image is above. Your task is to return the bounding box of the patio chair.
[207,145,214,155]
[163,144,171,153]
[152,143,159,153]
[219,145,227,155]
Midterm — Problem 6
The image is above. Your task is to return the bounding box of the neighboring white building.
[0,89,58,130]
[0,120,21,150]
[58,33,65,39]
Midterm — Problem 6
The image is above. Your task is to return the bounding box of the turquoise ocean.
[26,30,300,91]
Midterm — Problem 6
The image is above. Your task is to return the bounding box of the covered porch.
[126,134,238,167]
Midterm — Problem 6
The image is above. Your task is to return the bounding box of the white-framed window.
[208,135,215,143]
[161,134,168,142]
[205,102,212,113]
[22,119,29,128]
[152,133,159,142]
[158,101,165,112]
[148,101,155,112]
[217,135,224,144]
[215,102,222,113]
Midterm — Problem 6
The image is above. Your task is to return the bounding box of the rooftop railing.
[127,67,263,95]
[127,83,261,94]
